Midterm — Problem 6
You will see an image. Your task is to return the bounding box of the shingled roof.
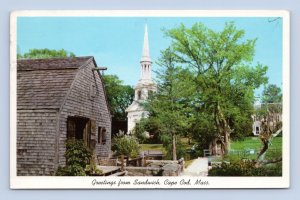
[17,57,94,110]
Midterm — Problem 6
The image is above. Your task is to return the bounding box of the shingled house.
[17,57,111,176]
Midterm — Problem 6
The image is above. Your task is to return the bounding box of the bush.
[85,164,103,176]
[112,134,140,158]
[134,118,161,144]
[56,164,86,176]
[56,139,92,176]
[208,161,282,176]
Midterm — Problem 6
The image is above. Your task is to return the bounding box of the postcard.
[10,10,290,189]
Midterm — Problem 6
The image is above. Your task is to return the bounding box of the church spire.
[140,24,152,80]
[141,24,151,62]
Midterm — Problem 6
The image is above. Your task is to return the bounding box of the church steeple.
[140,24,152,80]
[126,24,157,134]
[141,24,151,62]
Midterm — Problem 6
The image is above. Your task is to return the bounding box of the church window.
[138,90,142,100]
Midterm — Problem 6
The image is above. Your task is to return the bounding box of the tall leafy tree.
[102,75,134,121]
[17,48,76,59]
[163,22,268,154]
[143,49,195,160]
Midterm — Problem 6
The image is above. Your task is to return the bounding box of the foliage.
[208,161,282,176]
[163,138,186,160]
[262,84,282,103]
[112,133,140,158]
[255,85,282,162]
[102,74,134,121]
[56,164,86,176]
[56,140,92,176]
[18,48,76,59]
[85,164,103,176]
[160,22,268,154]
[141,48,195,160]
[135,117,161,144]
[65,140,92,167]
[209,136,282,176]
[140,22,268,157]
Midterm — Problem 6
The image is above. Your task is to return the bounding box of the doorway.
[67,116,91,148]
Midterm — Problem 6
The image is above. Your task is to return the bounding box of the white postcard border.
[10,10,290,189]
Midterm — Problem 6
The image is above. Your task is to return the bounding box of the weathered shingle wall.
[16,57,111,175]
[17,69,77,110]
[17,110,58,176]
[58,59,111,166]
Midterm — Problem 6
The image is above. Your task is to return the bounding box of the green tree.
[143,49,195,160]
[102,75,134,121]
[163,22,268,155]
[262,84,282,103]
[17,48,76,59]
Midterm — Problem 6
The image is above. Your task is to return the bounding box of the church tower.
[126,25,157,134]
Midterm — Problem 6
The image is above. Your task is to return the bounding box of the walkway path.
[180,157,208,176]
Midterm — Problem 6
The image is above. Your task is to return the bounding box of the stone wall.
[125,167,162,176]
[17,110,58,175]
[125,160,182,176]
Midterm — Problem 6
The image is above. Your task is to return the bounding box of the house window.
[256,126,260,135]
[89,83,96,99]
[98,127,106,145]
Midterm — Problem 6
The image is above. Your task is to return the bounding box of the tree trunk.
[223,132,230,155]
[172,133,177,161]
[215,103,231,155]
[256,128,282,161]
[120,155,124,171]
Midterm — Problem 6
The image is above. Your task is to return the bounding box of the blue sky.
[17,17,283,96]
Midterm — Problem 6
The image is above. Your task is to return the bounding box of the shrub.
[208,161,282,176]
[112,134,140,158]
[56,139,92,176]
[85,164,103,176]
[56,164,86,176]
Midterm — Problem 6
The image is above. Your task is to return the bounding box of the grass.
[209,137,282,176]
[140,144,165,151]
[140,137,282,163]
[225,136,282,162]
[230,137,282,151]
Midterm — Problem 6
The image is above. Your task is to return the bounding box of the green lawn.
[226,136,282,161]
[230,137,282,151]
[140,137,282,162]
[140,144,165,151]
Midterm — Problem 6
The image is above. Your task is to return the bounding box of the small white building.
[126,25,157,133]
[252,103,282,136]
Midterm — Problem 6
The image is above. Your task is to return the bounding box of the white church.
[126,25,157,134]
